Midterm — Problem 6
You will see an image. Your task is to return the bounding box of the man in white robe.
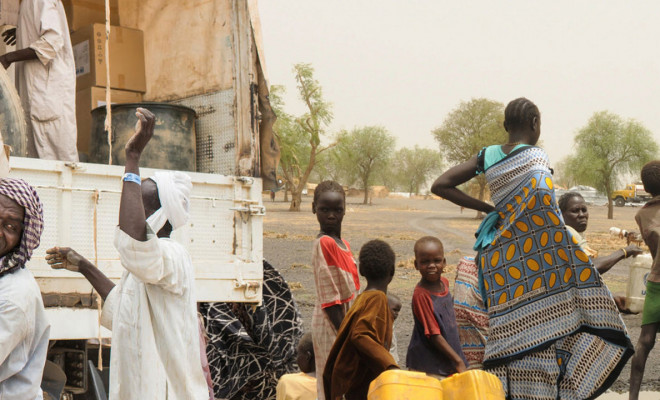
[0,0,78,161]
[47,108,209,399]
[0,178,49,400]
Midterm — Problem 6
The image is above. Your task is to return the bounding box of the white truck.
[0,0,277,397]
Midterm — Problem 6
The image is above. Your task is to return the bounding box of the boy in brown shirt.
[323,239,399,400]
[630,160,660,400]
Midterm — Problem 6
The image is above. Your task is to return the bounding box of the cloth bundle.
[146,171,192,232]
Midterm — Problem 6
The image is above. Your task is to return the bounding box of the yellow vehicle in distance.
[612,183,651,207]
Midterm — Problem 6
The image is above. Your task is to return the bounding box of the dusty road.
[263,195,660,394]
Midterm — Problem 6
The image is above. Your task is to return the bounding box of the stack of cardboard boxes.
[64,0,146,159]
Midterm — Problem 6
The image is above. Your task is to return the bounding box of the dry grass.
[263,231,316,241]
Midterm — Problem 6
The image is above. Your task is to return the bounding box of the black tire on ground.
[614,197,626,207]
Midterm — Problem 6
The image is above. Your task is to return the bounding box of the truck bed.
[9,157,264,339]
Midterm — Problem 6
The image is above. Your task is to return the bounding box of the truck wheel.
[614,197,625,207]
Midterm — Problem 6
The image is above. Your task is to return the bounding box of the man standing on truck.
[0,178,50,400]
[0,0,78,162]
[46,108,209,399]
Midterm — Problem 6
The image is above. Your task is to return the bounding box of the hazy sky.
[258,1,660,164]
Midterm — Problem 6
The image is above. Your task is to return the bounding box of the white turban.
[146,171,192,232]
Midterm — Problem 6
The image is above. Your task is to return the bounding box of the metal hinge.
[230,203,265,215]
[233,278,260,300]
[235,177,254,185]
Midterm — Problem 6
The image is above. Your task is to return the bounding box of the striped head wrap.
[0,178,44,276]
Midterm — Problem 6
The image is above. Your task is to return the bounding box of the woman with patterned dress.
[432,98,633,400]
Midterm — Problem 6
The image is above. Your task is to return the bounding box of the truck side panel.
[9,157,263,339]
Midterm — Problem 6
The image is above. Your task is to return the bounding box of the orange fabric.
[318,236,360,308]
[323,290,398,400]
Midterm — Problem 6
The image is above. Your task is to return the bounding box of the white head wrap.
[146,171,192,232]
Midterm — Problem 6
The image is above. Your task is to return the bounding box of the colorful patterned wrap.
[453,256,488,369]
[476,146,633,399]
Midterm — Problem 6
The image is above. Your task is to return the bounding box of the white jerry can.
[625,253,653,314]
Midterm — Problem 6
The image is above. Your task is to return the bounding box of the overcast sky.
[258,1,659,164]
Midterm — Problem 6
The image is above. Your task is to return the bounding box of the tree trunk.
[289,189,302,211]
[362,172,371,205]
[284,185,289,202]
[606,183,613,219]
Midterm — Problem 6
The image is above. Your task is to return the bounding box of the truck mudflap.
[9,157,264,341]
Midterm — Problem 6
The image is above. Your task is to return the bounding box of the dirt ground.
[263,194,660,395]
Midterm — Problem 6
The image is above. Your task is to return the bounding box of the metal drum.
[90,102,196,171]
[0,67,28,156]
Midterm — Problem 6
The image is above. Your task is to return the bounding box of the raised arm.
[119,108,155,241]
[46,247,115,300]
[431,155,494,213]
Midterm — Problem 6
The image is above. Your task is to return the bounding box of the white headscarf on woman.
[146,171,192,232]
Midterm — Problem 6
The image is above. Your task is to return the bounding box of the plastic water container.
[441,370,505,399]
[626,253,653,314]
[368,369,505,400]
[368,370,443,399]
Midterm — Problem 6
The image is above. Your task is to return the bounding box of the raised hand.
[125,107,155,158]
[2,28,16,46]
[46,247,85,272]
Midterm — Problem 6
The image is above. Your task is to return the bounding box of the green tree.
[271,64,334,211]
[432,98,507,216]
[392,146,443,195]
[337,126,396,204]
[561,111,658,219]
[312,146,354,185]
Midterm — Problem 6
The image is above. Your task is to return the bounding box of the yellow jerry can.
[441,370,505,400]
[368,370,443,400]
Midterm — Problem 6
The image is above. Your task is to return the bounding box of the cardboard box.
[71,24,146,92]
[62,0,119,32]
[76,86,142,155]
[0,0,19,26]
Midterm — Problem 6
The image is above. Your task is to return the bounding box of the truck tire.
[614,197,625,207]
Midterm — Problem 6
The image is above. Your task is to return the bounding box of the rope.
[104,0,112,165]
[93,190,103,371]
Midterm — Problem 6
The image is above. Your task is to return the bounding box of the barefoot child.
[276,333,317,400]
[406,236,467,377]
[323,239,398,400]
[630,160,660,400]
[311,181,360,399]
